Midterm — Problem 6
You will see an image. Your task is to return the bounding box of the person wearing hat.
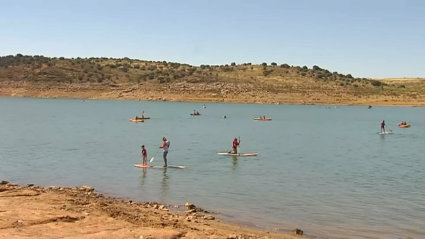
[159,137,170,167]
[141,145,147,166]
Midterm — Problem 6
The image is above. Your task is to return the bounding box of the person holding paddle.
[159,137,170,167]
[229,137,240,154]
[381,120,386,133]
[141,145,147,166]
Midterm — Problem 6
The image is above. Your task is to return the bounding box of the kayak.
[190,114,201,116]
[398,124,411,128]
[217,152,258,157]
[254,118,272,121]
[129,118,144,122]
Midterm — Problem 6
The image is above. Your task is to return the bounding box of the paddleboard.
[134,164,185,169]
[378,131,392,135]
[217,152,258,157]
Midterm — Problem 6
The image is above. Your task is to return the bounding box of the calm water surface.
[0,97,424,239]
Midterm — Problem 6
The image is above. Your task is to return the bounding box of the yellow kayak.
[130,118,144,123]
[398,124,411,128]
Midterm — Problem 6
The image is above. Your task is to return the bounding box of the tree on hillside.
[312,65,321,71]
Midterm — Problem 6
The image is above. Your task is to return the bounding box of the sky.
[0,0,424,78]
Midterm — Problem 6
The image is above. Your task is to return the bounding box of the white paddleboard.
[134,164,185,169]
[378,131,392,135]
[217,152,258,157]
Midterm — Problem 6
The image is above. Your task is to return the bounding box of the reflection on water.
[140,168,147,186]
[161,168,169,193]
[232,156,238,170]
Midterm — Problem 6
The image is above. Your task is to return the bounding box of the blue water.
[0,97,424,239]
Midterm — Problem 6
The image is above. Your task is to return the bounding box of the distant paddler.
[380,120,386,133]
[141,145,147,166]
[228,137,240,154]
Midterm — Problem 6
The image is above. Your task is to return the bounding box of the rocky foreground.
[0,181,304,239]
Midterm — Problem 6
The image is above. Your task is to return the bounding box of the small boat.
[130,118,144,122]
[254,118,272,121]
[398,124,411,128]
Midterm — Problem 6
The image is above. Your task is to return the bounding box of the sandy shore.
[0,181,304,239]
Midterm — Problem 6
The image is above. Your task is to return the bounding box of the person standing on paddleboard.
[230,137,240,154]
[381,120,386,133]
[141,145,147,166]
[160,137,170,167]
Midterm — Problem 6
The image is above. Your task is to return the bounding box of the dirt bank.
[0,181,304,239]
[1,81,424,106]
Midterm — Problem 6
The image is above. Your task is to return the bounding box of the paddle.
[150,147,160,163]
[238,137,241,156]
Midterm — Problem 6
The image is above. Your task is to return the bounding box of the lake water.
[0,97,424,239]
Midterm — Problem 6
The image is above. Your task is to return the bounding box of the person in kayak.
[381,120,386,133]
[229,137,240,154]
[141,145,147,166]
[159,137,170,167]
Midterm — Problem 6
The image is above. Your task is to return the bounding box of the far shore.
[1,83,424,107]
[0,180,304,239]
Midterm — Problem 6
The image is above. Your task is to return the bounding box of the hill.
[0,54,423,105]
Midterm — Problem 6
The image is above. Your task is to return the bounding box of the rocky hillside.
[0,54,422,105]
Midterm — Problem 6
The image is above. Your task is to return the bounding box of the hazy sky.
[1,0,424,78]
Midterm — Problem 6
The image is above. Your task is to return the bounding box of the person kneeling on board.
[229,137,240,154]
[141,145,147,166]
[159,137,170,167]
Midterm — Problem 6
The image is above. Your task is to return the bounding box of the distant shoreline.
[1,83,424,107]
[1,55,424,107]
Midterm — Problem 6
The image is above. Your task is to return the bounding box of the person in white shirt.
[159,137,170,167]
